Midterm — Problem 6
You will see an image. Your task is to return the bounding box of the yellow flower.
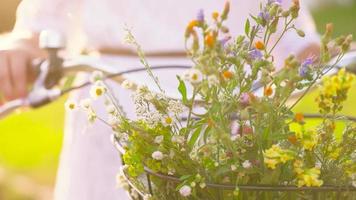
[212,11,219,20]
[328,147,341,160]
[296,167,323,187]
[295,130,318,151]
[263,145,295,169]
[264,158,279,169]
[187,20,199,32]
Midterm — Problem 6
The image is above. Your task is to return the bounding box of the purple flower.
[240,93,251,107]
[248,49,263,60]
[197,9,204,22]
[268,0,282,5]
[258,10,270,22]
[299,57,314,77]
[219,36,232,47]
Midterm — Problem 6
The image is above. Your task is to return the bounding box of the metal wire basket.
[113,114,356,200]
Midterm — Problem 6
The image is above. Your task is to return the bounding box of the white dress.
[13,0,319,199]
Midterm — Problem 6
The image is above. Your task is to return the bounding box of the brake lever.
[27,30,65,108]
[0,30,65,119]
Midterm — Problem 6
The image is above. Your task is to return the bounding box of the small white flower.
[65,99,77,111]
[121,79,135,89]
[90,71,104,83]
[231,165,237,171]
[242,160,252,169]
[207,75,219,86]
[185,69,203,84]
[167,100,185,114]
[110,134,116,145]
[107,116,120,126]
[90,82,106,99]
[152,151,164,160]
[179,185,192,197]
[161,116,174,127]
[315,161,322,169]
[79,98,92,110]
[116,170,129,189]
[230,134,241,141]
[171,135,185,144]
[144,93,155,101]
[143,194,152,200]
[214,162,219,167]
[169,150,175,159]
[352,181,356,188]
[190,182,196,187]
[130,190,139,199]
[199,182,206,188]
[154,135,164,144]
[106,104,117,114]
[168,168,175,175]
[136,85,148,93]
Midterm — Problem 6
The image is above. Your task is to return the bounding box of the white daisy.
[65,99,77,111]
[79,98,92,110]
[90,82,106,99]
[189,69,203,84]
[90,70,104,83]
[161,116,174,127]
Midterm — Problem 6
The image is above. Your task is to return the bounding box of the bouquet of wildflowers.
[66,0,356,199]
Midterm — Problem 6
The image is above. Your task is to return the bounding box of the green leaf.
[188,126,202,148]
[245,19,250,36]
[179,174,192,181]
[177,76,188,104]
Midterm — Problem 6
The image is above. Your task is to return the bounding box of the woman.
[0,0,319,199]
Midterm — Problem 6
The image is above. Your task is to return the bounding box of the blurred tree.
[0,0,21,32]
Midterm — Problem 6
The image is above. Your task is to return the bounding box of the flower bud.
[270,18,279,34]
[212,11,219,21]
[325,23,334,39]
[221,1,230,20]
[281,10,290,17]
[296,29,305,37]
[221,26,230,33]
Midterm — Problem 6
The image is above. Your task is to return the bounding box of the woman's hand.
[0,33,43,104]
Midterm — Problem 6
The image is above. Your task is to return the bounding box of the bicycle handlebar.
[1,44,356,120]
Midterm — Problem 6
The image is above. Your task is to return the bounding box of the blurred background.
[0,0,355,199]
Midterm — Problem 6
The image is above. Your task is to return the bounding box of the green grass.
[312,2,356,36]
[0,97,65,185]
